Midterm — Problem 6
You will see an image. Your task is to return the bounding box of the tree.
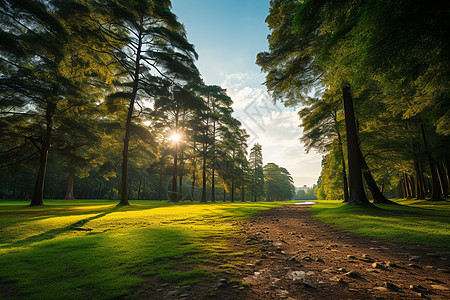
[299,92,349,202]
[0,0,109,205]
[249,143,264,201]
[258,0,374,206]
[94,0,200,205]
[263,163,295,201]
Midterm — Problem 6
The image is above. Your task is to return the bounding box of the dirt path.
[204,205,450,300]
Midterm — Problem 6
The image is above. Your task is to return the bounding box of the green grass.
[0,199,291,300]
[310,198,450,252]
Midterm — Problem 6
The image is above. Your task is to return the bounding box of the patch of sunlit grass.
[0,199,289,299]
[310,199,450,251]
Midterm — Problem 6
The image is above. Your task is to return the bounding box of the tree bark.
[211,168,215,202]
[211,120,216,203]
[119,31,143,206]
[158,158,163,200]
[414,159,426,199]
[137,176,142,200]
[342,86,374,207]
[30,101,56,206]
[191,169,196,201]
[420,124,443,201]
[360,153,397,204]
[436,162,448,197]
[171,142,178,202]
[65,172,75,200]
[336,127,349,203]
[231,177,235,202]
[201,146,207,202]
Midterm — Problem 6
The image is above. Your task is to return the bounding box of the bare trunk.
[360,153,396,204]
[414,160,426,200]
[191,169,196,201]
[30,101,55,206]
[119,32,143,206]
[178,174,183,201]
[420,124,443,201]
[211,168,215,202]
[437,162,448,197]
[201,146,207,202]
[231,177,235,202]
[65,173,75,200]
[342,86,374,207]
[336,128,349,203]
[171,143,178,202]
[158,158,163,200]
[137,176,142,200]
[211,120,216,202]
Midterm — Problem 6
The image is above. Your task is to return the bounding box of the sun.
[169,133,182,143]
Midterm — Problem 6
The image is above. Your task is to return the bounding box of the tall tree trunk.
[171,142,178,202]
[142,180,145,200]
[404,173,412,199]
[191,169,196,201]
[444,159,450,189]
[65,172,75,200]
[211,120,216,202]
[211,168,215,202]
[159,159,163,200]
[231,178,235,202]
[178,150,183,201]
[360,153,396,204]
[201,148,207,202]
[119,32,143,206]
[137,176,142,200]
[414,159,426,199]
[399,179,405,198]
[178,173,183,201]
[31,101,56,206]
[408,175,414,198]
[336,129,349,203]
[436,162,448,197]
[420,124,443,201]
[241,181,245,202]
[342,86,374,207]
[223,188,226,202]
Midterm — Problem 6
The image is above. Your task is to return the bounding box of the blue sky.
[172,0,270,84]
[171,0,322,187]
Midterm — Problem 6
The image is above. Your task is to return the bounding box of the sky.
[171,0,322,187]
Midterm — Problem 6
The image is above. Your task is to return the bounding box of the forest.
[0,0,295,205]
[1,1,449,299]
[257,0,449,205]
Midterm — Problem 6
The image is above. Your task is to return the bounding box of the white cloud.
[220,72,322,187]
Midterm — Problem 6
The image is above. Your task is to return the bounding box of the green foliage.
[293,187,317,200]
[263,163,295,201]
[259,0,449,203]
[248,143,264,201]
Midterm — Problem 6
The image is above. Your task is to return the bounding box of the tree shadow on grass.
[0,227,209,300]
[0,207,121,249]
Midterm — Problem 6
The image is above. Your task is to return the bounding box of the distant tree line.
[258,0,449,204]
[293,187,317,201]
[0,0,295,204]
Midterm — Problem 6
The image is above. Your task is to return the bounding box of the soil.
[185,204,450,300]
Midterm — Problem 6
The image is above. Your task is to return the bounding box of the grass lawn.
[310,198,450,252]
[0,200,291,300]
